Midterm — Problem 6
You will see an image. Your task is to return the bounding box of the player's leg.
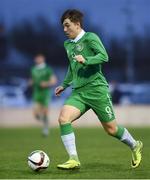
[100,90,143,168]
[101,120,143,168]
[87,85,143,168]
[39,95,50,136]
[57,105,81,169]
[33,99,49,136]
[41,106,49,136]
[57,93,89,169]
[59,105,81,156]
[33,103,43,121]
[101,119,135,147]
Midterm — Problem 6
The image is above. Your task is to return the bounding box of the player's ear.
[76,22,81,27]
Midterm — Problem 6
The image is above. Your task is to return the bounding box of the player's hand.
[40,81,49,88]
[28,79,33,86]
[74,55,85,64]
[55,86,64,96]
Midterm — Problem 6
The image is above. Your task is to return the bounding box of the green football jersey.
[62,32,109,89]
[31,64,53,95]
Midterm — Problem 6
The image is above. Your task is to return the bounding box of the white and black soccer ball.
[28,150,50,171]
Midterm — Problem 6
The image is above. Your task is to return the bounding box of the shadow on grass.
[84,162,127,171]
[1,164,148,179]
[16,168,82,177]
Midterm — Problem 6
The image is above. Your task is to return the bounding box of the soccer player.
[30,54,57,136]
[55,9,143,169]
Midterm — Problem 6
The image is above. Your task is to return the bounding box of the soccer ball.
[28,150,50,171]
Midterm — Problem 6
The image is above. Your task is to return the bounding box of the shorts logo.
[105,106,112,119]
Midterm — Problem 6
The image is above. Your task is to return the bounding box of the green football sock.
[114,126,125,140]
[42,115,48,125]
[60,123,73,136]
[60,123,78,157]
[35,114,42,121]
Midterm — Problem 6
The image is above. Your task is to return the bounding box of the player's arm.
[28,69,33,86]
[61,65,73,89]
[75,33,108,65]
[55,42,73,96]
[62,41,73,89]
[40,75,57,88]
[49,75,57,86]
[28,79,33,86]
[55,65,73,96]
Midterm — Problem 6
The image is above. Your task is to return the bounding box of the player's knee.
[58,114,70,124]
[35,114,40,120]
[105,126,117,136]
[33,111,39,119]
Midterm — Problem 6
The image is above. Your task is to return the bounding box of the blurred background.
[0,0,150,127]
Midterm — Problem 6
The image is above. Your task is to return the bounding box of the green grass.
[0,127,150,179]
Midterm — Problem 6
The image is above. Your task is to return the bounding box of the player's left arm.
[48,74,57,86]
[40,68,57,88]
[75,33,108,65]
[40,75,57,88]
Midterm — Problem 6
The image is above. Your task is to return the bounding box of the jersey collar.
[35,63,46,69]
[71,29,85,43]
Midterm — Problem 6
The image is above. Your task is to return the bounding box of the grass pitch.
[0,127,149,179]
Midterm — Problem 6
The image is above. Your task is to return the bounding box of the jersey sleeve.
[84,33,109,65]
[61,65,73,89]
[47,66,53,78]
[31,67,34,79]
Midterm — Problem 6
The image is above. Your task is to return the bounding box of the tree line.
[0,17,150,82]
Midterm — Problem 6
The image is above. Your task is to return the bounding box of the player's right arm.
[61,65,73,89]
[55,65,73,96]
[55,86,64,96]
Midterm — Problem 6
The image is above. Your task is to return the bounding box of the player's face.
[34,55,45,65]
[63,18,81,39]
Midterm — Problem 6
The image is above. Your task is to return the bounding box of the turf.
[0,127,149,179]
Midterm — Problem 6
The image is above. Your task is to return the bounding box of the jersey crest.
[75,43,84,52]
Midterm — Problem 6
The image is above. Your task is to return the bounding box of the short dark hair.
[61,9,84,27]
[35,53,44,58]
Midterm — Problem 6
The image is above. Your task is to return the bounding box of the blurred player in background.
[30,54,57,136]
[55,9,143,169]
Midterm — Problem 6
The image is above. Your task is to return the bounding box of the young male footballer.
[55,9,143,169]
[30,54,57,136]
